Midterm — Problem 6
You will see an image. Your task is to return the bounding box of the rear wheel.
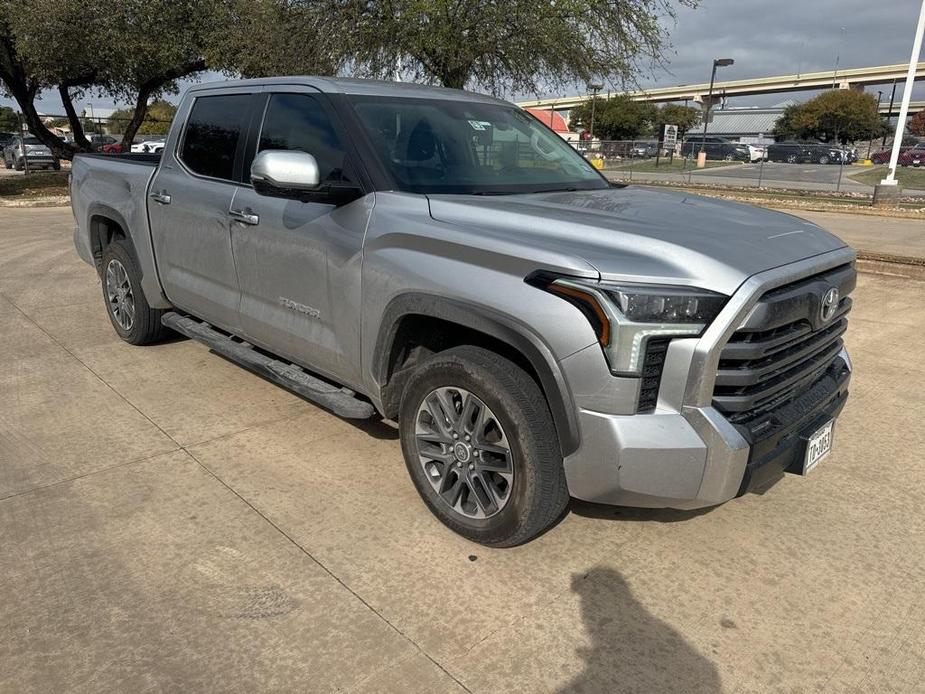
[399,346,569,547]
[786,154,798,164]
[818,155,830,165]
[100,239,169,345]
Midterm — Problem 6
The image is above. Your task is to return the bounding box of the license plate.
[803,420,834,474]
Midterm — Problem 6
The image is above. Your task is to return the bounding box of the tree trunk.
[121,86,154,147]
[58,84,92,150]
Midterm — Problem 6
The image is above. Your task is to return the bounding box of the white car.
[746,144,768,163]
[131,138,166,154]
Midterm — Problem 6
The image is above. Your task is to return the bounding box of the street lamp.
[586,82,604,142]
[699,58,734,156]
[867,90,883,160]
[832,26,847,88]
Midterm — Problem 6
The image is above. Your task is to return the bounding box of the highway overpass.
[516,63,925,110]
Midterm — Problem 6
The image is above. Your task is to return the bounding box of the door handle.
[229,208,259,226]
[150,190,171,205]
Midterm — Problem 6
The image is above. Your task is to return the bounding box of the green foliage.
[109,100,177,136]
[652,104,701,138]
[773,91,888,144]
[909,111,925,138]
[0,105,18,131]
[569,96,658,140]
[318,0,698,92]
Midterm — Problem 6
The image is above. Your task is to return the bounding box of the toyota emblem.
[820,287,839,322]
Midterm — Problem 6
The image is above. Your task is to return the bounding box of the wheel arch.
[373,293,581,457]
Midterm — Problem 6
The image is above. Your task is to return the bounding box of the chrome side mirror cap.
[250,150,320,194]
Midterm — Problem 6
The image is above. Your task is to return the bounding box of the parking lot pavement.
[2,207,925,693]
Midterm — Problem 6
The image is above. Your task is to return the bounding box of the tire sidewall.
[399,351,557,545]
[100,241,146,343]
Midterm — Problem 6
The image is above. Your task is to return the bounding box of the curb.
[856,251,925,281]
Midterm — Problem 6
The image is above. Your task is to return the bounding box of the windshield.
[349,96,608,195]
[23,137,40,144]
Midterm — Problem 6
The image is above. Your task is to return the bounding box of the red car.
[870,143,924,166]
[100,142,126,154]
[900,143,925,167]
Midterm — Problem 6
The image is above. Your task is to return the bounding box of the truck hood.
[427,187,848,295]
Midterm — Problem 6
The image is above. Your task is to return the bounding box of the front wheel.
[14,157,24,171]
[399,346,569,547]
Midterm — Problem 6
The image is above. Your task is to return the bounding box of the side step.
[161,312,376,419]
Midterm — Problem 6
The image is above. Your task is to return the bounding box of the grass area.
[849,165,925,190]
[605,157,739,174]
[0,171,69,198]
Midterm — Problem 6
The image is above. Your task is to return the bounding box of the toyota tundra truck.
[70,77,854,546]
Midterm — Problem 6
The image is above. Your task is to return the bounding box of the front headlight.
[537,277,727,376]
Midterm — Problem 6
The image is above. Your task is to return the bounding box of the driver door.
[230,90,370,384]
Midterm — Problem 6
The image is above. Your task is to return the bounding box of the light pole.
[882,79,898,148]
[698,58,734,156]
[586,82,603,143]
[832,27,847,88]
[875,0,925,205]
[867,91,883,160]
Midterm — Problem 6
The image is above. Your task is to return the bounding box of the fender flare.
[373,293,581,457]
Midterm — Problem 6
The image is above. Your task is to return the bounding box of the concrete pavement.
[2,207,925,693]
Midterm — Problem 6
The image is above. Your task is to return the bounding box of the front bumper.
[560,248,856,510]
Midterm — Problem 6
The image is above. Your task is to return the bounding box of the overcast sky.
[2,0,923,115]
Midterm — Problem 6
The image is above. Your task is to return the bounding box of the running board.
[161,312,376,419]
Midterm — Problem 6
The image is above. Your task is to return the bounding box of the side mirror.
[251,150,321,197]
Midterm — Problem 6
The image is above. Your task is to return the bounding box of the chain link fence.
[573,139,925,200]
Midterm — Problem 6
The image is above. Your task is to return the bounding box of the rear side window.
[180,94,251,181]
[257,93,350,183]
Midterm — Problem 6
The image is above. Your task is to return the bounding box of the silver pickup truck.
[71,77,854,546]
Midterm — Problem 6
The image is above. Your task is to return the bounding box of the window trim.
[175,91,258,186]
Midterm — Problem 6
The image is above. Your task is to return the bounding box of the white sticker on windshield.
[468,120,490,131]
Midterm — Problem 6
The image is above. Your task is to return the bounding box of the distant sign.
[662,124,678,147]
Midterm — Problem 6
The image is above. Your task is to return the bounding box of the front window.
[349,96,607,195]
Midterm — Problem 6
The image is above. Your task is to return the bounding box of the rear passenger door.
[229,89,371,385]
[149,88,258,333]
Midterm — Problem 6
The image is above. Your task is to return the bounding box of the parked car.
[767,142,846,165]
[101,141,128,154]
[2,135,60,170]
[71,78,855,546]
[680,136,750,162]
[131,137,166,154]
[630,142,658,158]
[900,142,925,167]
[745,143,768,163]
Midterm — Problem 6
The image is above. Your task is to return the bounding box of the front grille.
[713,264,855,423]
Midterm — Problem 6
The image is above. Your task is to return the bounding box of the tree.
[909,110,925,138]
[319,0,697,93]
[108,100,178,137]
[568,95,657,140]
[773,90,888,144]
[652,103,701,138]
[0,104,17,131]
[0,0,218,157]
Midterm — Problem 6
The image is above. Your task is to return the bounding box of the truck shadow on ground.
[557,567,723,694]
[569,500,717,524]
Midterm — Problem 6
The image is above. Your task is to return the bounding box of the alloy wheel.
[105,258,135,331]
[414,386,514,519]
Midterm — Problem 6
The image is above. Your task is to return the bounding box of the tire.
[52,161,61,171]
[399,345,569,547]
[723,153,734,161]
[14,157,24,171]
[818,155,830,165]
[100,238,169,345]
[786,154,798,164]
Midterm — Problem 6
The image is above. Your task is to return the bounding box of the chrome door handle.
[150,191,171,205]
[229,208,259,225]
